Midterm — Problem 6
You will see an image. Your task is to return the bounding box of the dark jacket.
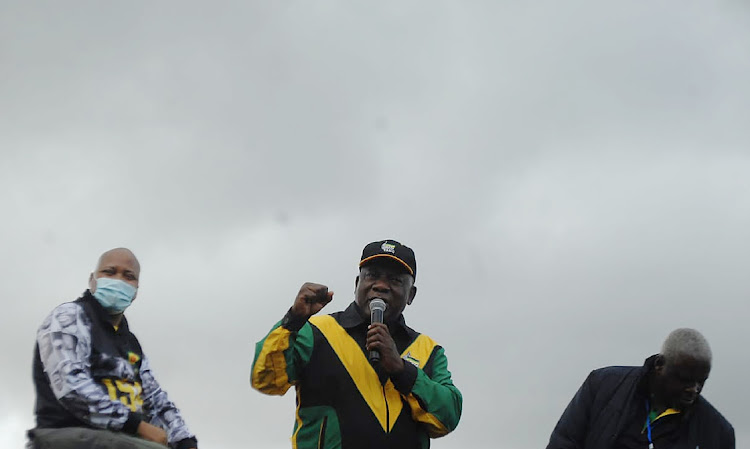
[251,302,462,449]
[546,355,734,449]
[32,291,198,449]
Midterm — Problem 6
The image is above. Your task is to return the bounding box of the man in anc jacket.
[546,328,734,449]
[251,239,462,449]
[28,248,198,449]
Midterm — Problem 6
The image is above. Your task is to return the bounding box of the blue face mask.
[93,277,137,314]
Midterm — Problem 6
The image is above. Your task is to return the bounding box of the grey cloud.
[2,1,749,448]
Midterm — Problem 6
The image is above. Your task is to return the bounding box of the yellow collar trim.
[654,408,681,422]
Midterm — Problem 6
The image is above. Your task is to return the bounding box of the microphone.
[368,298,387,363]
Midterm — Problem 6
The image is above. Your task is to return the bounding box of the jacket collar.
[338,301,409,334]
[634,354,658,398]
[80,290,130,334]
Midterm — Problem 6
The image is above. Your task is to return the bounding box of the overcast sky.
[1,2,749,448]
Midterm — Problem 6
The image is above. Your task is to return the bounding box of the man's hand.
[367,323,405,374]
[291,282,334,319]
[137,421,168,446]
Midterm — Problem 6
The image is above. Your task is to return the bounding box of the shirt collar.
[338,301,409,334]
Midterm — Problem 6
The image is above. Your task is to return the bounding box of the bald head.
[661,328,712,364]
[89,248,141,292]
[95,248,139,272]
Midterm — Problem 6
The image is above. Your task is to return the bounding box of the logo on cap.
[360,239,417,278]
[381,242,396,254]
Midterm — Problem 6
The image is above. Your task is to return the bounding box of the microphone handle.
[369,307,384,363]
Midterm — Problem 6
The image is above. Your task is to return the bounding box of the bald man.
[29,248,198,449]
[546,328,734,449]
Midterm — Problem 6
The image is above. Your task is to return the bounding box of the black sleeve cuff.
[122,412,144,434]
[280,308,308,332]
[390,360,418,394]
[174,437,198,449]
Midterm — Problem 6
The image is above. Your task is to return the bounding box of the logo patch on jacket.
[127,352,141,365]
[404,352,420,367]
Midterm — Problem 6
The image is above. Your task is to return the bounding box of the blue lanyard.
[645,400,654,449]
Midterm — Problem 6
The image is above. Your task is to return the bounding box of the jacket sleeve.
[250,309,315,395]
[546,371,597,449]
[36,303,143,433]
[392,346,462,438]
[140,355,198,449]
[721,420,735,449]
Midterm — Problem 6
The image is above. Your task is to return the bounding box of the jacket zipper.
[317,415,328,449]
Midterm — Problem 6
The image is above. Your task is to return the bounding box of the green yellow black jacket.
[251,302,462,449]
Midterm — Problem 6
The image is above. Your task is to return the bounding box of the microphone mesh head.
[370,298,387,312]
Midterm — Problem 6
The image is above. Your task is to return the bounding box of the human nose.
[371,276,390,292]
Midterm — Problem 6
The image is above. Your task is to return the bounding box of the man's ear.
[354,275,360,290]
[88,272,96,292]
[407,285,417,305]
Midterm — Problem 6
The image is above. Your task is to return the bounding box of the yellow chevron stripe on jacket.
[310,315,399,431]
[309,315,443,434]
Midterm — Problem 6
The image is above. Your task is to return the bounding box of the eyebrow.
[99,266,138,276]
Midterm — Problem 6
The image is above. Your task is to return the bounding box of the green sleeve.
[406,346,463,437]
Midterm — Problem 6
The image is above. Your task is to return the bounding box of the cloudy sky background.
[1,1,749,448]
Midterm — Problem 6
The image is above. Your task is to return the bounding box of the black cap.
[359,240,417,279]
